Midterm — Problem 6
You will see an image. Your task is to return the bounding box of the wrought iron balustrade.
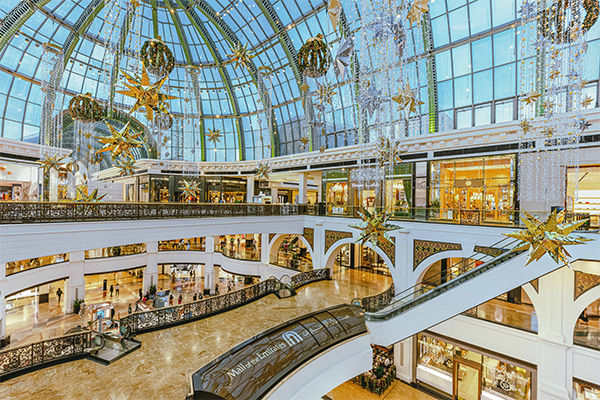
[361,283,395,313]
[291,268,330,289]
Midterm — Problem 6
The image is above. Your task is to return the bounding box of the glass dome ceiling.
[0,0,599,162]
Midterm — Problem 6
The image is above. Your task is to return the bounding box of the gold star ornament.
[254,161,272,180]
[392,82,424,115]
[519,119,534,133]
[116,64,178,122]
[328,0,341,29]
[95,121,144,161]
[521,90,542,106]
[206,128,223,144]
[115,158,136,177]
[408,0,429,26]
[76,187,107,203]
[319,145,326,153]
[582,95,594,108]
[350,208,402,250]
[300,136,310,147]
[503,210,593,268]
[179,179,202,201]
[314,81,337,108]
[228,42,254,70]
[38,154,66,173]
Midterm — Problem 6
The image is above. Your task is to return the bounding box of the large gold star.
[116,64,178,122]
[521,90,542,106]
[350,208,402,250]
[37,154,66,174]
[228,42,254,70]
[300,136,310,147]
[179,179,202,202]
[95,121,144,161]
[503,210,592,268]
[115,158,136,177]
[392,82,423,115]
[408,0,429,26]
[582,95,594,108]
[519,119,533,133]
[206,128,223,144]
[254,161,272,180]
[377,137,406,165]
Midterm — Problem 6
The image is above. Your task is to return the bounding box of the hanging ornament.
[328,0,342,30]
[392,82,424,115]
[254,162,272,180]
[521,90,542,106]
[334,38,354,78]
[38,154,66,174]
[76,187,107,202]
[179,179,202,202]
[39,43,65,151]
[297,34,331,78]
[350,208,402,250]
[314,81,338,108]
[115,158,137,177]
[95,121,144,161]
[206,128,223,144]
[90,152,105,165]
[300,136,310,148]
[228,42,254,70]
[319,145,327,154]
[141,36,175,77]
[540,0,599,44]
[407,0,429,27]
[360,81,389,119]
[116,64,178,122]
[377,137,406,165]
[503,210,592,268]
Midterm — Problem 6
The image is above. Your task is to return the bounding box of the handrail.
[0,330,91,377]
[365,238,524,321]
[362,283,395,313]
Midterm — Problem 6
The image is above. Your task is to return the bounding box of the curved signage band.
[189,304,367,400]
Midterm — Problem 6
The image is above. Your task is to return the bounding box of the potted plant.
[149,285,157,297]
[73,298,84,314]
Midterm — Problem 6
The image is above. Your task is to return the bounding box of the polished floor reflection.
[0,268,391,399]
[328,380,434,400]
[467,298,538,332]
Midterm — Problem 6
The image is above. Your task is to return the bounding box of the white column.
[260,233,270,264]
[271,187,278,204]
[298,172,308,204]
[204,236,216,294]
[246,176,255,203]
[143,241,159,293]
[49,169,59,202]
[66,250,85,313]
[313,222,325,271]
[0,290,5,340]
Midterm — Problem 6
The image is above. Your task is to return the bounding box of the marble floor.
[0,268,391,400]
[328,380,434,400]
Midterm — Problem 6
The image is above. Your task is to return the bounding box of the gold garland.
[298,34,331,78]
[141,36,175,76]
[68,93,104,124]
[541,0,599,43]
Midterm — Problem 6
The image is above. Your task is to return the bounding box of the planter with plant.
[73,298,84,314]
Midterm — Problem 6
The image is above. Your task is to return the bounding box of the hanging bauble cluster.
[68,93,104,124]
[541,0,599,44]
[141,36,175,77]
[298,34,331,78]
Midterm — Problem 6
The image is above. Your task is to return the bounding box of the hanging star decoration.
[38,154,66,174]
[76,187,107,203]
[334,37,354,78]
[549,69,560,80]
[392,82,424,115]
[130,0,140,10]
[578,117,592,131]
[582,95,594,108]
[300,136,310,148]
[207,128,223,144]
[519,119,534,133]
[407,0,429,26]
[115,158,136,177]
[361,82,388,119]
[542,126,555,137]
[328,0,341,30]
[300,83,310,93]
[503,210,592,268]
[116,64,178,122]
[228,42,254,70]
[254,162,272,180]
[179,179,202,201]
[521,90,542,106]
[319,145,326,153]
[377,137,407,165]
[350,208,402,250]
[314,81,337,109]
[95,121,144,161]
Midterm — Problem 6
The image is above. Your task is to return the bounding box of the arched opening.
[333,243,391,277]
[573,297,600,350]
[419,258,538,332]
[271,234,313,272]
[216,234,261,261]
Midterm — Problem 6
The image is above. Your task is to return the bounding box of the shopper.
[169,294,174,306]
[579,309,590,325]
[178,294,182,305]
[115,283,120,298]
[139,288,143,300]
[56,287,63,303]
[128,303,132,314]
[109,284,114,297]
[193,293,197,301]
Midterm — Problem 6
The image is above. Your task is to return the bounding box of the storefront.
[417,332,535,400]
[334,243,391,276]
[386,164,413,216]
[567,165,600,228]
[137,174,246,203]
[430,155,516,224]
[322,169,349,212]
[574,378,600,400]
[0,160,40,201]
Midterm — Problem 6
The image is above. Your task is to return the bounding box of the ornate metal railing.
[0,331,91,377]
[361,283,395,313]
[291,268,330,289]
[0,202,319,224]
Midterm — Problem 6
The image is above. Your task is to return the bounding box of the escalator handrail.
[366,238,524,321]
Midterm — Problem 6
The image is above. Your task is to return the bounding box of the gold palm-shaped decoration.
[115,158,136,177]
[350,207,402,250]
[228,42,254,70]
[254,161,272,180]
[38,154,66,174]
[179,179,202,202]
[76,187,107,202]
[503,210,593,268]
[95,121,144,161]
[206,128,223,144]
[116,64,178,122]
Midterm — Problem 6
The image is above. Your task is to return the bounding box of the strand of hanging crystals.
[39,43,65,155]
[254,71,273,159]
[518,0,587,207]
[183,65,202,176]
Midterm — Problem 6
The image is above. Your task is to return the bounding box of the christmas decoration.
[179,179,202,202]
[407,0,429,26]
[254,162,272,180]
[95,121,144,161]
[76,187,107,202]
[68,93,104,124]
[360,82,388,119]
[521,90,542,106]
[38,154,66,173]
[206,128,223,144]
[334,38,354,78]
[141,36,175,77]
[350,208,402,250]
[298,34,331,78]
[328,0,342,29]
[116,158,136,177]
[503,210,592,268]
[540,0,599,44]
[228,42,254,70]
[392,82,423,115]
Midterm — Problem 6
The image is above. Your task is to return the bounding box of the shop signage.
[191,305,366,400]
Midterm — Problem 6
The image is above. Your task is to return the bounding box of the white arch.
[410,249,467,288]
[322,237,395,276]
[564,284,600,345]
[268,233,315,264]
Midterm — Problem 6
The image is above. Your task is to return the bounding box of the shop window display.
[573,299,600,350]
[430,155,516,224]
[567,165,600,229]
[323,170,349,212]
[5,253,69,276]
[150,176,170,202]
[574,378,600,400]
[158,238,205,252]
[85,243,147,259]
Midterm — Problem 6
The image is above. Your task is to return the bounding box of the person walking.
[128,303,132,314]
[193,293,197,302]
[56,287,63,303]
[178,294,182,305]
[139,288,143,301]
[169,294,174,306]
[115,283,120,298]
[109,284,114,298]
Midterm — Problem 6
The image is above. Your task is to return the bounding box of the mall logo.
[282,330,303,347]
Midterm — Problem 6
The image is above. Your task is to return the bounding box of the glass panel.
[495,100,514,122]
[482,356,532,400]
[474,104,491,126]
[456,108,472,129]
[456,362,480,400]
